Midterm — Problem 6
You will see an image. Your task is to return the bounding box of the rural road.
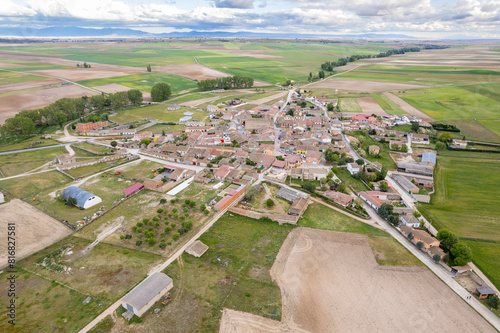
[79,199,238,333]
[365,206,500,331]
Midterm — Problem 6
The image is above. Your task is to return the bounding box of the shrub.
[164,226,172,233]
[182,220,193,230]
[135,241,142,246]
[157,208,164,214]
[486,295,499,310]
[171,223,176,228]
[204,209,210,215]
[172,208,178,213]
[159,242,167,249]
[146,238,156,246]
[120,235,125,240]
[266,199,275,208]
[131,226,137,232]
[416,241,424,249]
[183,207,188,212]
[154,222,160,228]
[172,233,180,241]
[136,222,143,228]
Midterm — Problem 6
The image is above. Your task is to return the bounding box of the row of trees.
[1,89,144,138]
[197,75,254,91]
[321,47,421,72]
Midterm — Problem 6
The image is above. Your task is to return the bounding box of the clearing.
[0,199,71,267]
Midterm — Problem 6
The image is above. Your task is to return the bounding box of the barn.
[62,186,102,209]
[122,273,173,317]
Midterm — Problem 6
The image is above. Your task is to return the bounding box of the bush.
[131,226,137,232]
[172,208,178,213]
[157,208,164,214]
[135,241,142,246]
[486,295,499,310]
[136,222,143,228]
[164,226,172,233]
[266,198,275,208]
[120,235,125,240]
[172,233,180,241]
[182,220,193,230]
[301,181,316,193]
[171,223,176,228]
[432,254,441,263]
[159,242,167,249]
[416,241,424,249]
[204,209,210,215]
[200,204,206,211]
[146,238,156,246]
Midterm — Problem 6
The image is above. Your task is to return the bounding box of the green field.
[339,98,362,112]
[0,170,72,199]
[0,236,162,332]
[77,72,197,93]
[0,70,43,85]
[0,136,61,152]
[0,146,68,177]
[398,84,500,137]
[370,93,407,115]
[65,157,128,178]
[418,151,500,289]
[299,203,387,236]
[110,104,208,123]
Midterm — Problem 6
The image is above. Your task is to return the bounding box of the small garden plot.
[118,197,214,254]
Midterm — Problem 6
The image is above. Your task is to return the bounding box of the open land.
[224,227,495,333]
[308,79,425,92]
[0,199,72,267]
[356,96,386,115]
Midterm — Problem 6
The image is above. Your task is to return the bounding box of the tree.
[356,158,364,166]
[437,229,458,252]
[416,241,424,249]
[3,116,35,137]
[327,103,334,111]
[266,199,275,208]
[172,233,180,241]
[244,186,258,200]
[110,141,118,148]
[127,89,143,106]
[436,141,446,151]
[432,254,441,263]
[140,139,151,146]
[151,82,172,102]
[438,132,452,142]
[401,143,408,153]
[379,181,389,192]
[147,64,152,72]
[486,295,499,310]
[451,242,472,266]
[66,196,77,207]
[407,232,414,240]
[378,203,394,219]
[276,155,284,161]
[411,121,419,133]
[388,214,399,226]
[160,198,167,205]
[301,181,316,193]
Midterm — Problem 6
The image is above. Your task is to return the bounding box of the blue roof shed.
[62,186,102,209]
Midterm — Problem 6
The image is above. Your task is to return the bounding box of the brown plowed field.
[221,228,495,333]
[356,96,386,116]
[28,68,142,81]
[0,199,72,268]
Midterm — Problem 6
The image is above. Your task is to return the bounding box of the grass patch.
[0,136,61,152]
[110,104,208,124]
[0,70,43,85]
[0,146,67,177]
[75,143,114,154]
[0,170,72,199]
[65,157,128,178]
[371,93,407,115]
[368,236,423,266]
[340,98,362,112]
[161,213,295,331]
[299,203,387,236]
[88,315,114,333]
[335,168,370,192]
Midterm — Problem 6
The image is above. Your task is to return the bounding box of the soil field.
[251,91,287,105]
[181,95,222,107]
[383,92,435,122]
[356,96,386,116]
[221,228,495,333]
[0,84,98,123]
[0,78,60,94]
[308,79,424,92]
[0,199,71,268]
[155,64,229,81]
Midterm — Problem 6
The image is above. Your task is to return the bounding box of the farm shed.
[62,186,102,209]
[288,197,309,216]
[122,273,173,317]
[123,183,144,197]
[475,286,496,299]
[185,240,209,257]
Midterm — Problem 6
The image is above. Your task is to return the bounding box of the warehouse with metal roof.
[62,186,102,209]
[122,272,173,317]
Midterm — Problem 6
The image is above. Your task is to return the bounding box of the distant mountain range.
[0,26,417,39]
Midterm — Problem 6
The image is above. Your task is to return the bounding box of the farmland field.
[339,98,362,112]
[370,92,407,114]
[77,72,197,93]
[419,151,500,289]
[110,104,208,123]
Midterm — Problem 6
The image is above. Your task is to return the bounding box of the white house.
[347,163,361,175]
[401,215,420,228]
[122,273,173,317]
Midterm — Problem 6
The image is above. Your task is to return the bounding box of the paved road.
[79,199,238,333]
[273,89,294,156]
[0,143,72,155]
[365,206,500,331]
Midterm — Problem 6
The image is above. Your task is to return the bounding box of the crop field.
[339,98,362,112]
[0,236,162,332]
[0,70,43,85]
[77,72,197,93]
[419,151,500,289]
[398,84,500,137]
[370,92,407,114]
[110,104,208,123]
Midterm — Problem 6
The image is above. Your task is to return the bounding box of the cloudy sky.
[1,0,499,38]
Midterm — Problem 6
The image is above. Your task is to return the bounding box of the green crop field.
[339,98,362,112]
[398,84,500,137]
[77,72,197,93]
[0,70,43,85]
[370,93,407,114]
[110,104,208,123]
[418,151,500,289]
